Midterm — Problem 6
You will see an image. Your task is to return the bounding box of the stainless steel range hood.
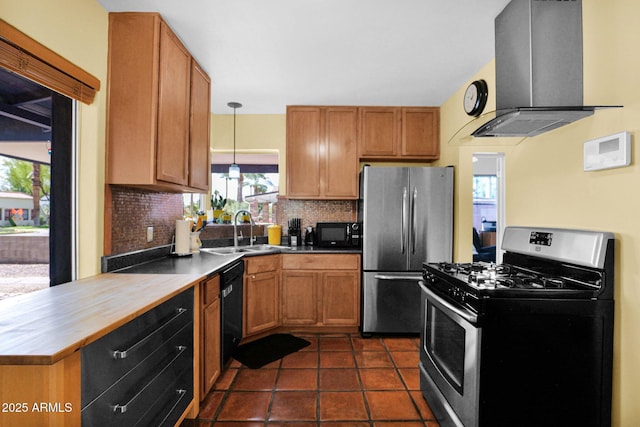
[473,0,619,138]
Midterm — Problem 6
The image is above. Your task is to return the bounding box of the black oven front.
[419,281,480,427]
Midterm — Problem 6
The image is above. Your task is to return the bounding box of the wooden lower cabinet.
[200,275,220,399]
[281,254,360,328]
[244,255,280,337]
[0,352,81,426]
[322,271,360,325]
[281,271,318,325]
[245,271,280,335]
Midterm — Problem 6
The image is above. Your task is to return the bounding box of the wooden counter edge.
[0,273,203,366]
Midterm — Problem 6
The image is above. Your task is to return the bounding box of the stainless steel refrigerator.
[359,165,454,334]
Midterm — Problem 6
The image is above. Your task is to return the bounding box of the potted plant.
[211,190,226,220]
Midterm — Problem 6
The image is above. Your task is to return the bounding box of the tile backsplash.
[276,198,357,233]
[108,186,183,255]
[107,188,357,255]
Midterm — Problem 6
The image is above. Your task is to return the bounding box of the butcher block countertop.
[0,273,201,366]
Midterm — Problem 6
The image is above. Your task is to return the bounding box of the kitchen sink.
[200,245,288,256]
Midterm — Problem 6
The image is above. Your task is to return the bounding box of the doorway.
[472,153,505,264]
[0,67,75,298]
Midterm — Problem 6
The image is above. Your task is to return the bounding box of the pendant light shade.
[228,163,240,179]
[228,101,242,179]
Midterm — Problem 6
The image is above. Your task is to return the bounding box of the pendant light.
[228,101,242,179]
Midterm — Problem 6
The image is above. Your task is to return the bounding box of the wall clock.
[463,79,488,117]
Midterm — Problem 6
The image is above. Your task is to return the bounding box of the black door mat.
[232,333,311,369]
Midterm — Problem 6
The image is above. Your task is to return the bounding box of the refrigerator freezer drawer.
[361,272,423,334]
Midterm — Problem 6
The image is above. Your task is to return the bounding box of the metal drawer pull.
[157,389,188,425]
[112,307,188,360]
[112,345,187,414]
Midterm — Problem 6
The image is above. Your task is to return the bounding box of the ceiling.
[0,67,52,164]
[97,0,511,115]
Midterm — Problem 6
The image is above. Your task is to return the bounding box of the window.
[209,153,279,224]
[472,175,497,200]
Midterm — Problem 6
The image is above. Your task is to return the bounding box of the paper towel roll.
[175,220,191,255]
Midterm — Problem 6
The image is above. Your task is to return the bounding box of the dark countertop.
[113,245,361,276]
[112,251,244,276]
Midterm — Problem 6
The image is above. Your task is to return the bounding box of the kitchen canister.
[175,219,192,255]
[190,231,202,252]
[267,224,282,245]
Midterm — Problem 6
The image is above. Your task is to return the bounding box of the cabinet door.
[322,271,360,326]
[202,297,220,396]
[201,276,220,398]
[286,107,322,197]
[359,107,399,157]
[245,271,279,336]
[106,13,160,187]
[401,107,439,158]
[281,271,317,325]
[156,21,191,186]
[324,107,359,199]
[189,60,211,191]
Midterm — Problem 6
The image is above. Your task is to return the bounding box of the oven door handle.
[374,274,423,281]
[419,280,478,325]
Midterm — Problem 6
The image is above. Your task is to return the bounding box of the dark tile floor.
[182,334,440,427]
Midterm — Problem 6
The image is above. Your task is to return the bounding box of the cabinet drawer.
[82,322,193,426]
[245,254,280,274]
[282,254,360,270]
[202,275,220,306]
[82,288,193,406]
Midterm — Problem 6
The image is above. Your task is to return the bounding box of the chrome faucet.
[234,210,255,248]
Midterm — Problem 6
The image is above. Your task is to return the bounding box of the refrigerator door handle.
[411,187,418,254]
[402,187,408,254]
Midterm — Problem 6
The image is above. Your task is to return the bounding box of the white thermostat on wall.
[583,131,632,171]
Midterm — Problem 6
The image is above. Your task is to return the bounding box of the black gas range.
[419,227,614,427]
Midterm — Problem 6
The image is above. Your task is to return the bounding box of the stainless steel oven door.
[419,281,480,427]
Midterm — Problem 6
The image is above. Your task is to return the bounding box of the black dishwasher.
[220,261,244,366]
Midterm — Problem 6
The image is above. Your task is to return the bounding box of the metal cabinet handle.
[112,345,187,414]
[112,307,187,360]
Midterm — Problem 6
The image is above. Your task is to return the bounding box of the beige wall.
[210,113,286,191]
[2,0,109,278]
[440,1,640,425]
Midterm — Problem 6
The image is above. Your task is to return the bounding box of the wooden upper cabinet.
[359,106,439,160]
[358,107,399,157]
[401,107,439,158]
[106,13,211,193]
[286,106,358,199]
[286,107,322,198]
[324,107,359,198]
[189,61,212,191]
[156,21,191,186]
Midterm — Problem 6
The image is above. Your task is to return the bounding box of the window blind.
[0,19,100,104]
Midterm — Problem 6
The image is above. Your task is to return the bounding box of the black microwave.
[315,222,361,248]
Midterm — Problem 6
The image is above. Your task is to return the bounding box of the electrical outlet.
[146,226,153,242]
